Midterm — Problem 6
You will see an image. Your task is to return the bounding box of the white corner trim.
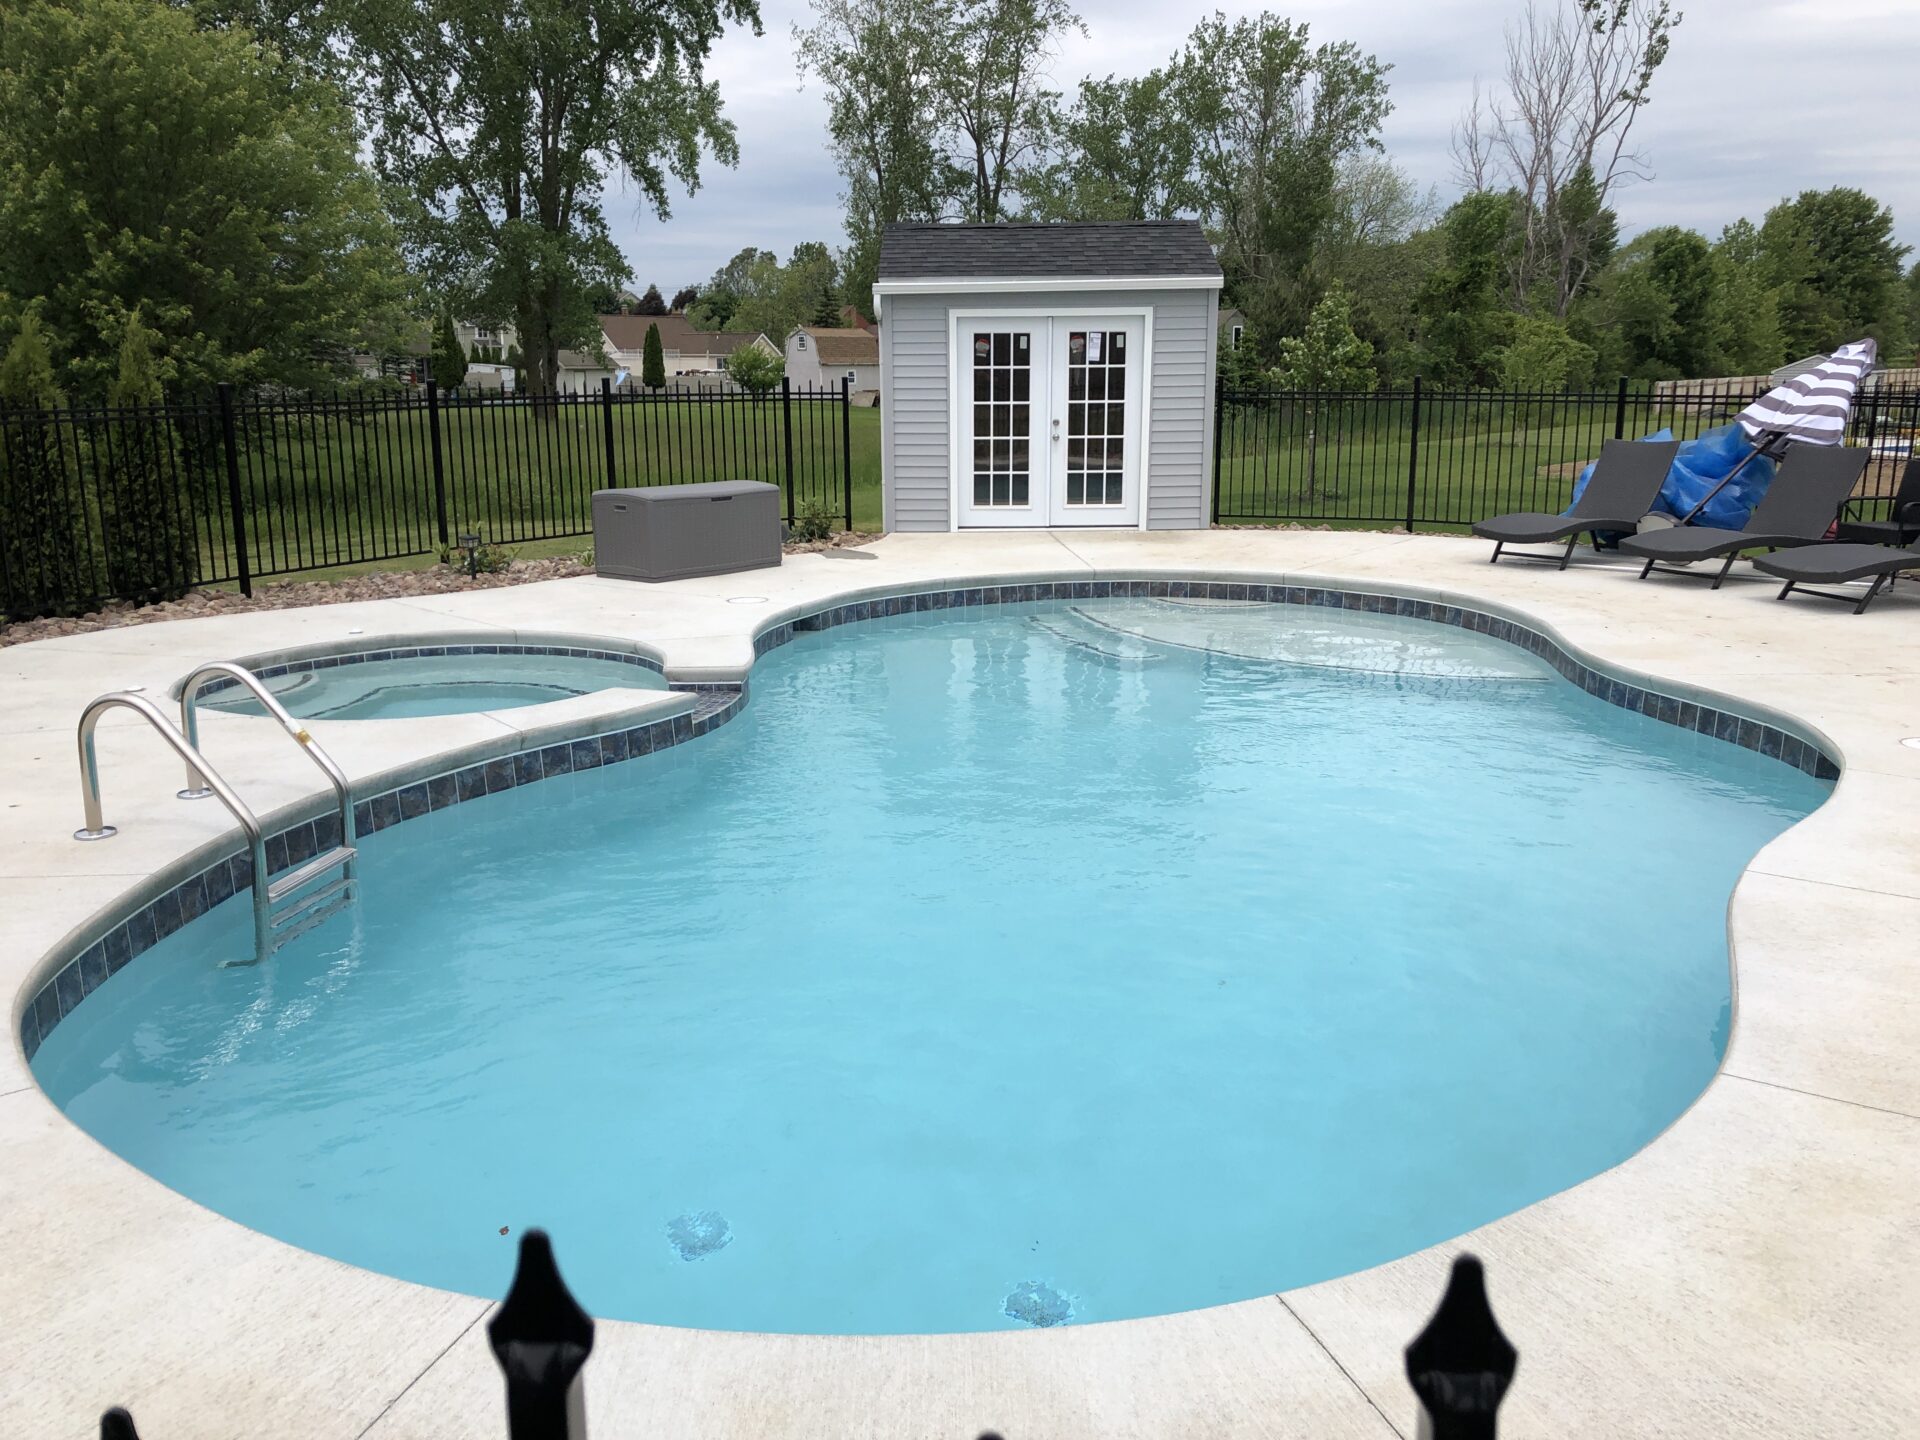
[875,275,1223,298]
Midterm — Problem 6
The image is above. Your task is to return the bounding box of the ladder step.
[272,872,354,928]
[271,890,355,948]
[267,845,357,903]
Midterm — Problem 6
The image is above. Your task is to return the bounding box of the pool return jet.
[73,661,359,965]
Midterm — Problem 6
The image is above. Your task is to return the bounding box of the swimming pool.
[198,647,668,720]
[32,596,1827,1334]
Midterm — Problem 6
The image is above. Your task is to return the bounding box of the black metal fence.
[96,1234,1518,1439]
[0,378,854,620]
[1213,376,1920,531]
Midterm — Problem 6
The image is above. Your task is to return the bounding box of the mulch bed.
[1,532,884,649]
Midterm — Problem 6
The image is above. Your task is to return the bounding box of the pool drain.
[666,1210,732,1261]
[1003,1280,1073,1328]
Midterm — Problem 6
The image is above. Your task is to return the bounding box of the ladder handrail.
[177,661,357,855]
[75,691,273,962]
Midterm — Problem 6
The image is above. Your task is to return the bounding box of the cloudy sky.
[613,0,1920,294]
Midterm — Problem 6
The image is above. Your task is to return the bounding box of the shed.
[873,221,1224,531]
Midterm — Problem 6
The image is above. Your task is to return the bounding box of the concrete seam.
[353,1303,491,1439]
[1273,1294,1408,1440]
[1722,1070,1920,1123]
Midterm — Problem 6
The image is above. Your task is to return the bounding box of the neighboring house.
[1219,307,1247,353]
[555,350,616,395]
[785,326,880,394]
[597,313,778,380]
[871,220,1224,533]
[456,319,517,360]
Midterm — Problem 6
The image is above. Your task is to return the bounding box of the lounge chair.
[1617,444,1870,589]
[1753,543,1920,614]
[1474,438,1679,568]
[1835,456,1920,546]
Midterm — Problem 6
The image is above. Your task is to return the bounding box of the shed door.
[1046,317,1144,527]
[955,315,1144,529]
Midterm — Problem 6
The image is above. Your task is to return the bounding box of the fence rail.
[0,378,855,620]
[1214,376,1920,531]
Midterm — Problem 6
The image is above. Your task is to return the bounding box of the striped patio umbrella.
[1676,339,1878,523]
[1735,338,1877,446]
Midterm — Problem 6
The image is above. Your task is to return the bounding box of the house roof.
[876,221,1222,282]
[599,313,768,356]
[795,326,879,366]
[557,349,609,372]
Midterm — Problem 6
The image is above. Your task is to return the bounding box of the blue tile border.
[22,682,744,1060]
[23,574,1840,1063]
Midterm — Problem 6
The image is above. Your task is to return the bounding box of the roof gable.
[876,221,1222,283]
[599,313,769,356]
[795,326,879,366]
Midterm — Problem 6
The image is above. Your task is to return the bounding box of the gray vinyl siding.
[879,287,1218,531]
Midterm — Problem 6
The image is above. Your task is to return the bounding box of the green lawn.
[202,397,884,584]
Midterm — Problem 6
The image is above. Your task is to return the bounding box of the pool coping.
[2,529,1915,1439]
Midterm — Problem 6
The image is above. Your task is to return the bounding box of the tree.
[1271,285,1375,500]
[1493,315,1595,391]
[1173,13,1392,341]
[0,315,90,619]
[0,0,409,396]
[431,313,470,388]
[1758,188,1912,359]
[1410,192,1517,385]
[796,0,955,316]
[937,0,1083,223]
[690,244,842,344]
[102,308,199,602]
[726,345,784,395]
[1591,226,1715,378]
[1453,0,1680,317]
[671,285,701,312]
[642,322,667,390]
[636,285,669,316]
[337,0,762,395]
[1019,69,1198,222]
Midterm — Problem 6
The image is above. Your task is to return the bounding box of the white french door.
[956,314,1145,529]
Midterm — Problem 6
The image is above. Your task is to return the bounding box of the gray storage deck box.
[592,481,782,582]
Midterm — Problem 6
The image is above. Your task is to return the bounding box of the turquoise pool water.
[33,599,1827,1334]
[203,651,667,720]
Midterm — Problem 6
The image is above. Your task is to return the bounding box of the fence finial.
[100,1408,140,1440]
[1404,1253,1516,1440]
[489,1229,596,1440]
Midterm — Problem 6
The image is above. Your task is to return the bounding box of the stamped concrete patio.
[4,528,1917,1438]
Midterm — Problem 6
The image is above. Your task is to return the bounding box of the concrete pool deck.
[3,528,1917,1438]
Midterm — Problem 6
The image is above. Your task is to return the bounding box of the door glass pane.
[1063,325,1127,507]
[970,330,1032,509]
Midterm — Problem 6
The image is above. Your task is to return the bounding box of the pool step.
[267,845,358,903]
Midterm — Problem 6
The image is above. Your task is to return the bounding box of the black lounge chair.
[1835,456,1920,546]
[1474,438,1679,568]
[1617,444,1870,589]
[1753,542,1920,613]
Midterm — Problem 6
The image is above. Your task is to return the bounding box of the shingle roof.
[599,313,769,356]
[877,221,1221,281]
[797,326,879,366]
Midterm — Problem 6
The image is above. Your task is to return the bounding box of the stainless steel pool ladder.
[74,664,360,964]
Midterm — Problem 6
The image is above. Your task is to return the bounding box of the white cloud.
[610,0,1920,289]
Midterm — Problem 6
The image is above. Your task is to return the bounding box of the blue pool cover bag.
[1567,424,1775,535]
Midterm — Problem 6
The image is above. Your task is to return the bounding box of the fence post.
[840,374,854,531]
[1404,375,1423,533]
[490,1230,595,1440]
[1613,376,1629,440]
[426,380,449,547]
[599,377,618,490]
[780,375,797,523]
[1404,1254,1516,1440]
[1210,380,1225,524]
[216,382,252,598]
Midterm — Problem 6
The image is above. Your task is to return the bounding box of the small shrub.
[0,314,95,619]
[791,497,836,543]
[444,535,515,576]
[726,345,784,396]
[102,307,197,603]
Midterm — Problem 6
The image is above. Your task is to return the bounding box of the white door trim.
[947,306,1155,532]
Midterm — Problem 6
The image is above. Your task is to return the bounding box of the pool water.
[202,651,667,720]
[33,598,1828,1334]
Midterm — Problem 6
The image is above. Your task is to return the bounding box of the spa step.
[267,845,359,903]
